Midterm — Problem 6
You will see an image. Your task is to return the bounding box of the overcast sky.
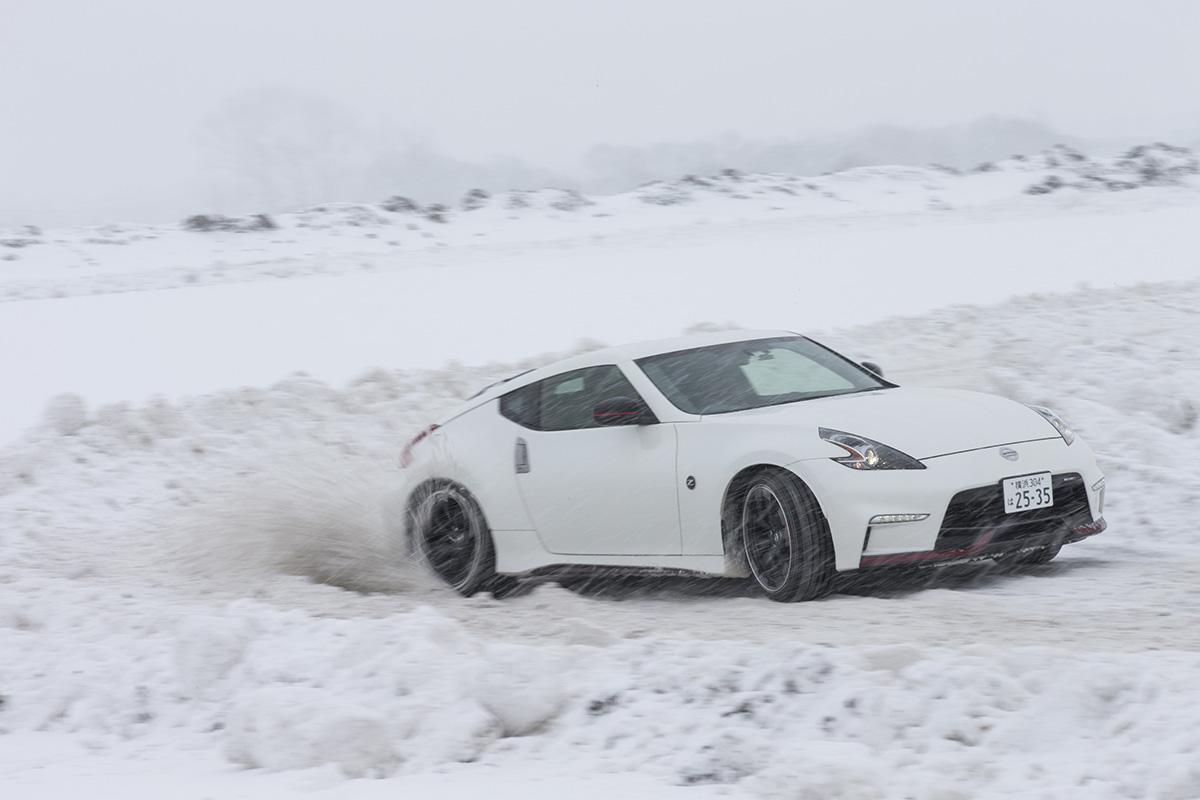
[3,0,1199,225]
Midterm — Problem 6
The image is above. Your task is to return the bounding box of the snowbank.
[2,278,1199,794]
[5,596,1200,797]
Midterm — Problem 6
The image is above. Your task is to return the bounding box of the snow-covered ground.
[3,149,1200,798]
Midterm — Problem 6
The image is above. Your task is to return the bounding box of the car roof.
[569,328,797,365]
[458,328,798,412]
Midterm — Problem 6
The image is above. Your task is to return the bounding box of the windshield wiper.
[809,385,891,401]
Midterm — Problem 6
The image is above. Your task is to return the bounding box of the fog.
[3,0,1199,226]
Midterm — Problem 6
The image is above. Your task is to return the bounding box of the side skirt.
[491,529,731,577]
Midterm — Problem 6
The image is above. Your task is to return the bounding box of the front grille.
[935,472,1093,551]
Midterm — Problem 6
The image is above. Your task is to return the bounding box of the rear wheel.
[414,484,515,596]
[738,471,834,602]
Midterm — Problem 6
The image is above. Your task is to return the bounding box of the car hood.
[708,387,1060,460]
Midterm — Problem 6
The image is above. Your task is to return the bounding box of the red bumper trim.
[858,518,1106,568]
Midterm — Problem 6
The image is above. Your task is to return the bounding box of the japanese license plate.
[1002,472,1054,514]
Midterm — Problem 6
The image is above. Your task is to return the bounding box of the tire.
[998,543,1062,567]
[413,484,516,597]
[737,471,834,602]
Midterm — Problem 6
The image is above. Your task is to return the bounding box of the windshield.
[635,336,888,414]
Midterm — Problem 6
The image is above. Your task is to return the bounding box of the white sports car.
[400,331,1106,601]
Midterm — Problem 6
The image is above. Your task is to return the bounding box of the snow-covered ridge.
[1,143,1197,303]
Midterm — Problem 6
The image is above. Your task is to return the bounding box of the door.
[501,364,682,555]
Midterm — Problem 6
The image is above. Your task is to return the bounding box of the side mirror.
[861,361,884,379]
[593,396,657,426]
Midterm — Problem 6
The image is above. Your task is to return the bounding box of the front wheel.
[413,484,515,596]
[739,472,834,602]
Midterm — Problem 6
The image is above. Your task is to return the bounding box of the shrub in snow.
[1119,143,1198,186]
[1043,144,1087,168]
[381,195,419,213]
[1015,142,1198,196]
[244,213,276,230]
[424,203,449,223]
[183,214,236,232]
[1025,175,1064,195]
[1172,400,1198,433]
[548,188,592,212]
[504,191,532,210]
[461,188,490,211]
[676,730,771,785]
[638,182,693,206]
[183,213,277,233]
[500,188,592,212]
[43,393,87,435]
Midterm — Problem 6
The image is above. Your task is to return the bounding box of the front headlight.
[818,428,926,470]
[1027,405,1075,445]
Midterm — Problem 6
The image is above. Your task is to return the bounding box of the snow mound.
[3,283,1200,795]
[8,595,1200,795]
[225,686,397,776]
[982,143,1200,195]
[204,613,1200,792]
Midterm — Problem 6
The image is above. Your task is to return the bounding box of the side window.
[499,382,540,429]
[499,365,644,431]
[540,365,642,431]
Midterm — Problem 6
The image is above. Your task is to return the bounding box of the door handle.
[514,438,530,474]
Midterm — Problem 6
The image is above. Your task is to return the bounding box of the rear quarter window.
[499,382,540,429]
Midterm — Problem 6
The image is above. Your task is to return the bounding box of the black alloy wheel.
[739,471,834,602]
[416,485,513,596]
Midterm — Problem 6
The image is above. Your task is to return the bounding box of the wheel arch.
[720,463,830,574]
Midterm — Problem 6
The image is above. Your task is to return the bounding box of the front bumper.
[795,437,1106,571]
[859,512,1106,567]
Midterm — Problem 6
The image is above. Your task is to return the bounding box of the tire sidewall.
[414,484,495,595]
[739,471,833,602]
